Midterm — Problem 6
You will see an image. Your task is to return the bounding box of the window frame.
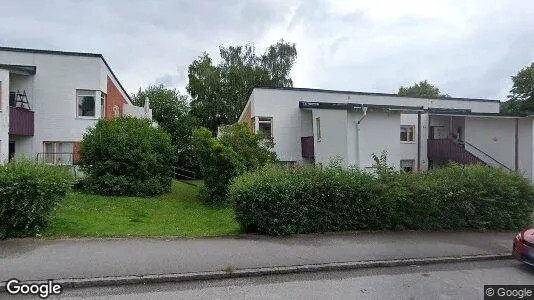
[400,159,415,172]
[316,117,321,142]
[76,89,98,119]
[256,116,273,140]
[400,125,415,143]
[43,141,75,165]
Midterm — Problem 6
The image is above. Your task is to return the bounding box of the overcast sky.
[1,0,533,101]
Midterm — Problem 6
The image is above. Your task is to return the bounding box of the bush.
[191,123,277,205]
[79,116,173,197]
[230,163,534,235]
[0,159,75,238]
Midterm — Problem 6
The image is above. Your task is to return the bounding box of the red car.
[512,228,534,266]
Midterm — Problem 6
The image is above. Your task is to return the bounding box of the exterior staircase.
[427,139,482,165]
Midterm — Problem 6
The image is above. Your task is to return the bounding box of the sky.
[1,0,533,101]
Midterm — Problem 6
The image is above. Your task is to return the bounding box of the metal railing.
[173,166,198,186]
[36,152,75,165]
[462,140,513,171]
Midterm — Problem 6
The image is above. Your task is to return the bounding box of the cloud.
[1,0,533,100]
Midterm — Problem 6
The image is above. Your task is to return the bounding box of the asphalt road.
[24,259,531,299]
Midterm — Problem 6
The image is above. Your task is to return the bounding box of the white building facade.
[0,46,151,164]
[239,87,534,182]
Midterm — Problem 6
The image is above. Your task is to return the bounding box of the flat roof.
[428,109,527,118]
[257,87,501,103]
[299,101,425,112]
[0,46,131,103]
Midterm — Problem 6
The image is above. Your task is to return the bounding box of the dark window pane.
[79,95,95,117]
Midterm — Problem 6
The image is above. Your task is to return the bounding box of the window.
[43,142,74,165]
[400,125,415,142]
[77,90,96,117]
[101,93,106,119]
[400,159,415,172]
[258,117,273,140]
[113,105,120,117]
[316,117,321,142]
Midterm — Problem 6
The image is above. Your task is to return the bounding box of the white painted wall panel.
[518,119,533,180]
[0,70,9,163]
[355,110,401,170]
[312,109,348,166]
[464,117,516,170]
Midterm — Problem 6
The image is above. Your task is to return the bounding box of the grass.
[44,180,240,238]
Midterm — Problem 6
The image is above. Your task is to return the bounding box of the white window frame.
[400,159,415,172]
[316,117,321,142]
[400,125,415,143]
[256,116,273,140]
[43,142,74,165]
[76,90,99,119]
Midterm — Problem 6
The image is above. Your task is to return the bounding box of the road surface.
[30,259,534,299]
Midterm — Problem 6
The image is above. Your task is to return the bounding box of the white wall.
[0,50,141,161]
[355,110,401,170]
[0,70,9,163]
[464,116,516,170]
[123,104,152,119]
[400,114,419,169]
[250,88,500,167]
[518,119,533,180]
[312,109,348,166]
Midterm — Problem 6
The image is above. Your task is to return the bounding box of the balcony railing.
[9,107,34,136]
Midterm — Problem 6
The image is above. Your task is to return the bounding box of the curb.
[0,253,511,291]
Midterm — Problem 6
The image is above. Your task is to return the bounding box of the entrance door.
[8,142,15,161]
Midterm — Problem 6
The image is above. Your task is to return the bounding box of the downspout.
[355,106,368,169]
[515,118,519,172]
[417,111,421,171]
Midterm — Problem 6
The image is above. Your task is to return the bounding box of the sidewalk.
[0,231,515,287]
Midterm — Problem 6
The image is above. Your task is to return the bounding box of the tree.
[398,80,450,98]
[501,62,534,114]
[131,85,199,174]
[191,122,277,205]
[79,116,173,197]
[187,40,297,133]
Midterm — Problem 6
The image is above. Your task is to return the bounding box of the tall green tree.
[398,80,450,98]
[131,85,198,173]
[501,62,534,114]
[187,40,297,133]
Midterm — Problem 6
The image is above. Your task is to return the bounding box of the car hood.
[522,228,534,243]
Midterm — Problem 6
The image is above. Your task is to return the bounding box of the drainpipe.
[355,106,368,169]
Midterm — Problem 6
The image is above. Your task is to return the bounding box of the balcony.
[9,106,34,136]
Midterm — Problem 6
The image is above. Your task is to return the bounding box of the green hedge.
[79,116,173,197]
[230,164,534,235]
[0,159,75,238]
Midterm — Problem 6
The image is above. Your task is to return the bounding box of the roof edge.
[256,86,500,103]
[0,46,132,103]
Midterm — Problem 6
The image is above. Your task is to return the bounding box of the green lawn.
[44,180,240,238]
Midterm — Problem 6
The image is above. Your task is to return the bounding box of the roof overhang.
[0,64,36,75]
[299,101,425,114]
[428,109,527,119]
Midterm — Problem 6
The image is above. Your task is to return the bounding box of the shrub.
[230,163,534,235]
[79,116,173,197]
[0,159,75,238]
[191,123,277,205]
